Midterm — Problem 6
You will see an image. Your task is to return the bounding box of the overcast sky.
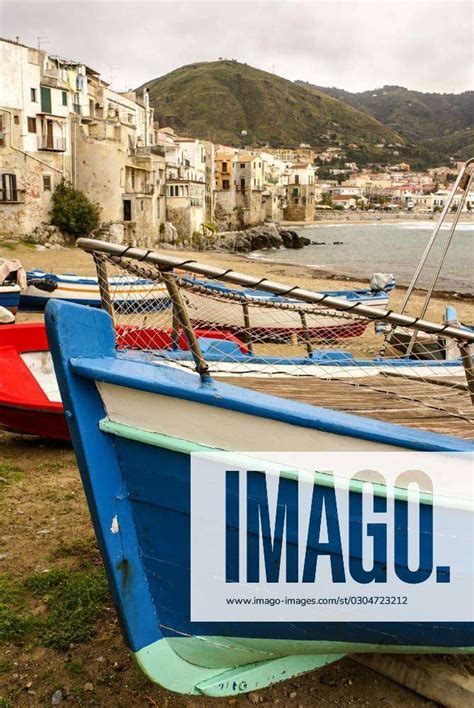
[1,0,472,93]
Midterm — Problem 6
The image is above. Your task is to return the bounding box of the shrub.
[50,180,101,239]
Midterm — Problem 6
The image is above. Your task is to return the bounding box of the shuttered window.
[40,86,52,114]
[27,117,37,133]
[1,174,18,202]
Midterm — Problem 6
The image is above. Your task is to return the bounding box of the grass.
[0,557,109,651]
[0,464,23,500]
[24,567,109,650]
[0,576,32,643]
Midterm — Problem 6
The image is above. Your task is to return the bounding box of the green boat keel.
[135,637,342,696]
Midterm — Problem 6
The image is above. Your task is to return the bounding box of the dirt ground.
[0,241,473,706]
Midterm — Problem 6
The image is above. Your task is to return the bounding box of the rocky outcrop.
[92,222,125,244]
[24,223,72,246]
[158,222,178,244]
[214,224,310,253]
[280,229,311,249]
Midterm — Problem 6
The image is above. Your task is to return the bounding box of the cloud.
[1,0,472,92]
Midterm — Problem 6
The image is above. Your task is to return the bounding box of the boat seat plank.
[219,376,474,440]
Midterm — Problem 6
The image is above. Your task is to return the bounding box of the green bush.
[50,180,101,239]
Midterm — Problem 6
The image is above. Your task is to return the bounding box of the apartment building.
[76,78,166,246]
[283,163,317,221]
[161,130,206,238]
[0,37,77,235]
[0,37,166,244]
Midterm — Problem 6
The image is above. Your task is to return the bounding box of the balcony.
[38,136,67,152]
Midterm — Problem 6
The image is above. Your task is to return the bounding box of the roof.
[290,162,313,169]
[234,155,258,163]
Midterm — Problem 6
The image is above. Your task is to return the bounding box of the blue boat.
[19,270,170,312]
[0,284,20,322]
[184,276,394,341]
[46,299,474,697]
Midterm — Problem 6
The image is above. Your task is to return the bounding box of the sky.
[1,0,473,94]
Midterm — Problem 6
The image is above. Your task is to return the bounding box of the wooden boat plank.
[350,655,474,708]
[220,376,474,439]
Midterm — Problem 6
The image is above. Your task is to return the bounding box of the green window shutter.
[40,86,52,113]
[62,91,67,106]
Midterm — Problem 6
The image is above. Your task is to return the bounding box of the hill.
[140,61,404,153]
[297,82,474,164]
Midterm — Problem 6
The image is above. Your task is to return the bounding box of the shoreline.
[247,251,474,303]
[282,212,474,227]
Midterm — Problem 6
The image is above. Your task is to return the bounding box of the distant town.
[1,36,472,248]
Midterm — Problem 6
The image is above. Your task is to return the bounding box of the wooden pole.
[459,342,474,404]
[161,272,210,379]
[299,311,313,357]
[242,303,254,355]
[92,254,114,319]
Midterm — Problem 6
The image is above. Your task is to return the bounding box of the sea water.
[251,221,474,295]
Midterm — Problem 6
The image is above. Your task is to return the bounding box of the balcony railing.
[0,188,24,203]
[38,136,67,152]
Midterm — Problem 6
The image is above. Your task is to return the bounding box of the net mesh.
[91,249,474,439]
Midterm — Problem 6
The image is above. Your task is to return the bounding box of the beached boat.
[184,276,394,341]
[0,323,67,439]
[3,317,470,440]
[0,322,248,439]
[46,297,474,696]
[19,270,170,312]
[0,285,20,322]
[0,257,23,321]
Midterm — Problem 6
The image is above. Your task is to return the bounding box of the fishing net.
[84,243,474,440]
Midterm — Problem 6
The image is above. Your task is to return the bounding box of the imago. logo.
[190,451,473,623]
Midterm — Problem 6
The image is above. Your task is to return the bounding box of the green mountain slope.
[298,82,474,163]
[140,61,403,151]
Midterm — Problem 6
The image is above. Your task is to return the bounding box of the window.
[0,114,4,146]
[31,88,37,102]
[40,86,52,113]
[123,199,132,221]
[43,175,52,192]
[14,115,19,125]
[222,179,230,190]
[27,117,37,133]
[295,175,300,185]
[222,161,228,172]
[1,173,18,202]
[62,91,68,106]
[240,163,245,169]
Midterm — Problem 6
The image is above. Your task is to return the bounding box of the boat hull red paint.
[0,322,247,440]
[0,323,66,440]
[0,404,69,440]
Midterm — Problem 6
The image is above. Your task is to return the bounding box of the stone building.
[161,129,206,239]
[0,37,77,235]
[76,79,166,246]
[283,163,317,221]
[0,36,166,245]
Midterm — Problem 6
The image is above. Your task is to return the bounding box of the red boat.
[0,323,247,440]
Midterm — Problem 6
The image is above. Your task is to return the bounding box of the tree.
[50,180,101,239]
[321,192,333,207]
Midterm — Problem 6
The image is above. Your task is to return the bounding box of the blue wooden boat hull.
[0,287,20,314]
[46,301,474,696]
[19,270,170,313]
